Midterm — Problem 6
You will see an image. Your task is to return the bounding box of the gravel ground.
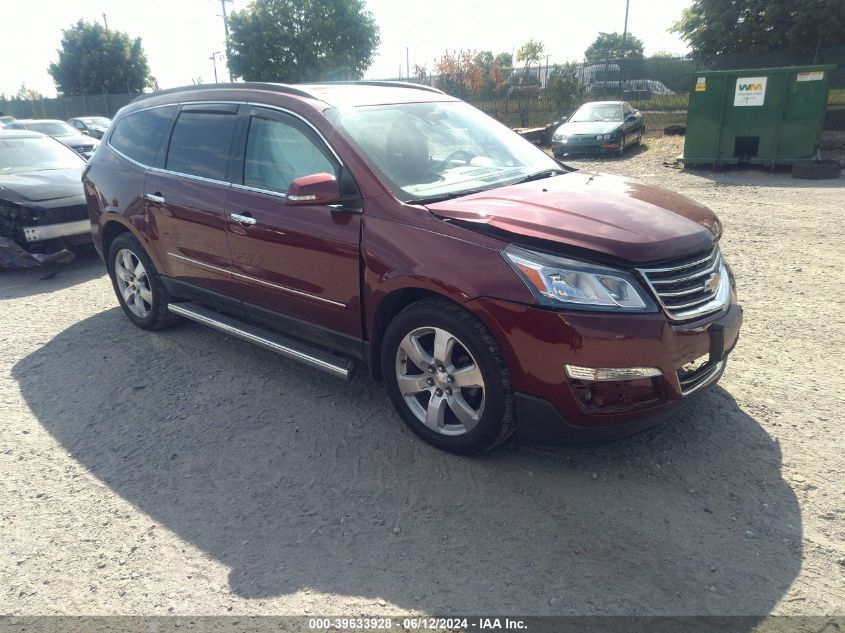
[1,135,844,617]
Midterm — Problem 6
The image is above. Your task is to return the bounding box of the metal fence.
[3,48,843,133]
[0,92,139,121]
[378,47,845,134]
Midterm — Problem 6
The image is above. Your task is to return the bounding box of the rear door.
[224,105,363,352]
[144,103,241,300]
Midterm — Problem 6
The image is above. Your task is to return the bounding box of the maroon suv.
[83,82,742,454]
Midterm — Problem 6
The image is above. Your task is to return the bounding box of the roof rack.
[305,80,444,95]
[132,82,324,104]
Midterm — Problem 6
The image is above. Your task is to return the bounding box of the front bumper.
[23,219,91,242]
[552,139,621,156]
[467,296,742,444]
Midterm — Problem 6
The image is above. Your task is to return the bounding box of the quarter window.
[166,111,237,181]
[244,115,336,194]
[109,106,176,167]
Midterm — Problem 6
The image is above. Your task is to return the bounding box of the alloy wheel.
[114,248,153,319]
[395,326,486,436]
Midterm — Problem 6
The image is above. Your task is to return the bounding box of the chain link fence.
[378,48,845,135]
[2,48,842,134]
[0,92,140,121]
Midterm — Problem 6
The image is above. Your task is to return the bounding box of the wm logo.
[739,83,763,91]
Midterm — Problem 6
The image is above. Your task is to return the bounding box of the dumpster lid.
[692,64,836,78]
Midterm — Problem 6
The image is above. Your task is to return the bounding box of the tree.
[16,84,44,101]
[545,63,586,114]
[227,0,380,82]
[516,40,545,71]
[48,20,154,95]
[672,0,845,56]
[585,32,645,61]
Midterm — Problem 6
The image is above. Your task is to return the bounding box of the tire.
[381,297,516,454]
[636,130,643,145]
[107,233,178,330]
[791,160,841,180]
[617,136,626,158]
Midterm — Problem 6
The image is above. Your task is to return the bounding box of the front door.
[225,106,362,351]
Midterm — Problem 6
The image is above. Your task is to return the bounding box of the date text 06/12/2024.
[307,617,527,630]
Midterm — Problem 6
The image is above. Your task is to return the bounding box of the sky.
[0,0,693,98]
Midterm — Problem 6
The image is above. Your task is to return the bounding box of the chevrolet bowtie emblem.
[705,271,721,293]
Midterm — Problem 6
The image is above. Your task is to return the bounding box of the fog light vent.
[564,365,662,381]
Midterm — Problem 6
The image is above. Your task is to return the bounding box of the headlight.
[502,245,656,312]
[552,133,567,143]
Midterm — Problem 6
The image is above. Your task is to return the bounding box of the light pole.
[210,51,221,83]
[219,0,234,82]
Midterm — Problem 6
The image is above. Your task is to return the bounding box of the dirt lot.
[1,136,844,617]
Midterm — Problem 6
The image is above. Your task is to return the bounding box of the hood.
[559,120,623,136]
[0,167,86,205]
[427,172,719,263]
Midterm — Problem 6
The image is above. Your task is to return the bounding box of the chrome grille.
[638,246,729,321]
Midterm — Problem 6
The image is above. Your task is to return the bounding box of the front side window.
[110,106,177,167]
[243,115,336,194]
[166,111,237,180]
[325,100,560,203]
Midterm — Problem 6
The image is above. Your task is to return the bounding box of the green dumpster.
[683,65,835,167]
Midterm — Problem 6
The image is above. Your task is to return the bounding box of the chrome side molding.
[167,302,354,381]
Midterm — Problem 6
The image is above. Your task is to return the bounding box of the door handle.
[229,212,256,226]
[144,193,165,205]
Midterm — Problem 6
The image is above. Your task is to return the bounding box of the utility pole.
[219,0,234,81]
[406,47,410,82]
[210,51,221,83]
[620,0,630,98]
[102,13,108,31]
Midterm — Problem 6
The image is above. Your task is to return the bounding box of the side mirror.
[559,116,568,124]
[285,172,341,206]
[81,129,90,136]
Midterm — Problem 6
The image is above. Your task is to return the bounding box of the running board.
[167,303,354,381]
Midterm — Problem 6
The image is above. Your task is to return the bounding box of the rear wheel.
[381,298,515,454]
[108,233,177,330]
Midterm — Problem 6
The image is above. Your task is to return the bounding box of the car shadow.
[0,249,104,300]
[12,308,801,615]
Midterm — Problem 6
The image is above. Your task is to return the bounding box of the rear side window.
[244,115,336,194]
[166,111,237,181]
[109,106,176,166]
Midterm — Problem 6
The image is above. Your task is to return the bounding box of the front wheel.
[381,298,516,454]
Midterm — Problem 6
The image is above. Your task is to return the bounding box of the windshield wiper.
[510,169,567,185]
[405,187,493,206]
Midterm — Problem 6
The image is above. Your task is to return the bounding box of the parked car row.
[3,119,101,159]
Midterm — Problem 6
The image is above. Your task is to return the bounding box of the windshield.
[325,101,560,203]
[80,117,110,127]
[0,136,83,174]
[26,121,79,136]
[571,104,623,123]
